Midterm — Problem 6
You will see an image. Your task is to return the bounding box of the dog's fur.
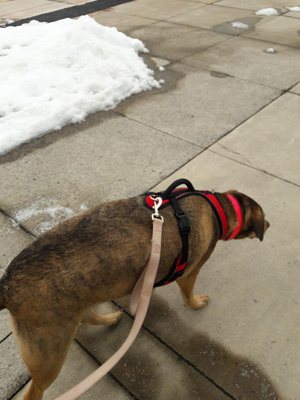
[0,190,269,400]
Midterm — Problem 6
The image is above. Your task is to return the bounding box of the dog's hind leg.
[11,317,79,400]
[81,306,122,326]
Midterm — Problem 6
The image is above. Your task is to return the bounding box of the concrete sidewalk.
[1,1,300,399]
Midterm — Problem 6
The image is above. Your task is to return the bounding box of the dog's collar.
[198,193,243,240]
[225,194,243,240]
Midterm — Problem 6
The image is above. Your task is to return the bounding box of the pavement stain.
[213,17,262,36]
[0,110,118,164]
[77,309,230,400]
[210,71,233,79]
[139,295,281,400]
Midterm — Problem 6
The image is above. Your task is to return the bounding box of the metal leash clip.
[150,196,164,222]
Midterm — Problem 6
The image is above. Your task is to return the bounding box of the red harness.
[145,179,243,286]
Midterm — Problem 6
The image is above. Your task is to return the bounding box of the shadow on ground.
[78,295,280,400]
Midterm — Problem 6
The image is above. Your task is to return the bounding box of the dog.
[0,183,269,400]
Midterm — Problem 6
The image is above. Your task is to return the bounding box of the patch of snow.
[0,18,14,27]
[255,8,279,16]
[0,217,19,235]
[286,6,300,12]
[231,21,249,29]
[16,204,74,223]
[15,198,76,233]
[0,16,161,155]
[151,56,170,68]
[158,66,165,71]
[79,204,89,211]
[264,48,277,54]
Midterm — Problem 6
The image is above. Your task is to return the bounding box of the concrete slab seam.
[115,111,205,149]
[7,377,31,400]
[175,34,234,64]
[208,148,300,188]
[0,209,36,240]
[162,13,299,50]
[0,332,12,345]
[241,31,300,50]
[201,89,283,149]
[102,3,204,23]
[177,59,287,91]
[74,338,140,400]
[213,3,289,15]
[139,89,285,192]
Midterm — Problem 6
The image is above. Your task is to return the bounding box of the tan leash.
[55,197,164,400]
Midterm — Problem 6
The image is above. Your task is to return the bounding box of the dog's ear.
[252,209,265,241]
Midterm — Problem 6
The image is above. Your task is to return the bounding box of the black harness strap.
[154,194,191,287]
[145,179,195,287]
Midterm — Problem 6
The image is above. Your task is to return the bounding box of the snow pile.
[286,6,300,12]
[0,16,161,155]
[230,21,249,29]
[255,8,279,16]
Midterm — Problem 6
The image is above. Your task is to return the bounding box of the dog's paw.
[189,295,209,310]
[103,310,123,326]
[82,308,123,326]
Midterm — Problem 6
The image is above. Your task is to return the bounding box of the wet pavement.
[1,1,300,399]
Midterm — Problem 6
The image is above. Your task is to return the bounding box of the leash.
[55,197,164,400]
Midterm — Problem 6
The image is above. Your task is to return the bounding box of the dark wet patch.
[210,71,233,79]
[0,110,117,164]
[115,56,184,114]
[109,295,281,400]
[213,17,262,36]
[77,307,232,400]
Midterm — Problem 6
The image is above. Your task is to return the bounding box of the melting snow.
[14,198,88,234]
[231,21,249,29]
[264,48,277,54]
[0,16,161,155]
[286,6,300,12]
[255,8,279,16]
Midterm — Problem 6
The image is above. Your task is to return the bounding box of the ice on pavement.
[286,6,300,12]
[264,48,277,54]
[0,16,161,155]
[255,8,279,16]
[230,21,249,29]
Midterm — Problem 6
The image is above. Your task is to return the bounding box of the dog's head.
[227,191,270,241]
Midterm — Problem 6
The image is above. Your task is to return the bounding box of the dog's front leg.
[176,269,208,310]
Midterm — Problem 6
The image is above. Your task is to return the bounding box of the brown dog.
[0,186,269,400]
